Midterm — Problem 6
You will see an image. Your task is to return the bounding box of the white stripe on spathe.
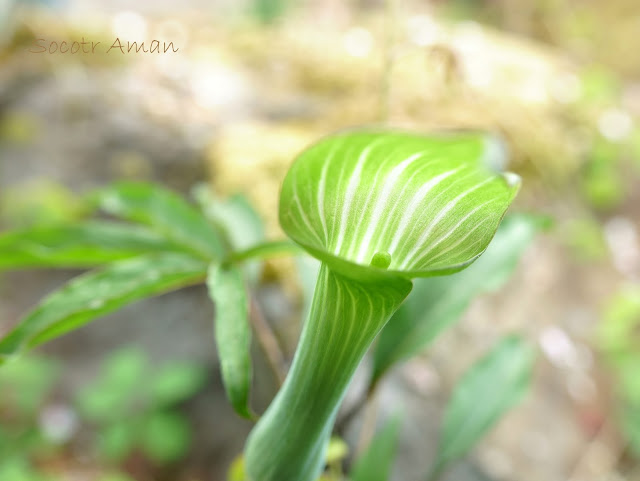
[334,140,379,253]
[344,142,414,260]
[401,177,494,269]
[316,140,342,245]
[388,167,482,263]
[355,151,426,263]
[412,199,498,266]
[366,153,456,261]
[385,166,466,258]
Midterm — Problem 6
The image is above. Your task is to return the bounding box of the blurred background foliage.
[0,347,206,481]
[0,0,639,480]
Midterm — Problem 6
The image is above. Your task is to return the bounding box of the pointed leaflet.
[194,185,266,284]
[350,414,402,481]
[193,185,265,252]
[207,264,254,420]
[91,182,224,260]
[279,130,520,278]
[373,214,542,382]
[0,253,208,364]
[429,336,534,478]
[0,221,185,270]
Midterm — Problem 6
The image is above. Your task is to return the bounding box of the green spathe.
[245,129,520,481]
[279,130,520,278]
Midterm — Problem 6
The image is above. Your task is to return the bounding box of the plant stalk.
[244,263,411,481]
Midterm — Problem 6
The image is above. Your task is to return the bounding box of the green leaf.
[350,414,402,481]
[150,362,208,407]
[429,336,534,478]
[279,130,520,279]
[140,411,191,463]
[373,214,541,382]
[0,221,184,271]
[0,253,208,363]
[207,264,254,420]
[92,182,224,260]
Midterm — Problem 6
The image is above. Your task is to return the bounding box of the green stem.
[225,240,303,264]
[244,263,412,481]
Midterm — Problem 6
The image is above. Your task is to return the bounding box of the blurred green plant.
[251,0,291,24]
[426,337,534,481]
[0,111,40,145]
[350,415,402,481]
[599,285,640,457]
[96,473,136,481]
[0,355,61,478]
[0,354,59,416]
[344,337,534,481]
[75,346,207,464]
[580,138,626,210]
[562,217,608,261]
[0,458,61,481]
[0,180,86,229]
[0,348,203,480]
[580,66,621,106]
[0,129,539,480]
[372,214,544,386]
